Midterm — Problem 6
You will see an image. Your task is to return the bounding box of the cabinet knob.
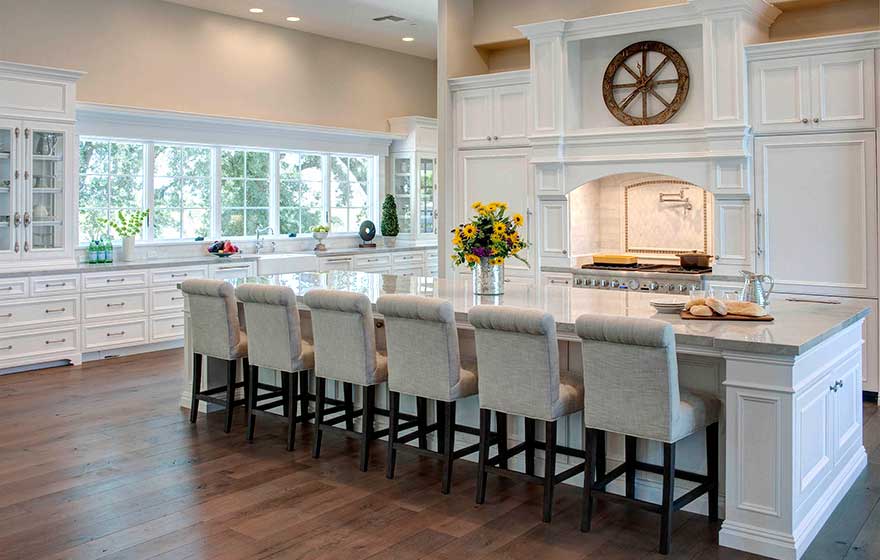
[813,117,820,123]
[486,136,492,141]
[801,118,809,124]
[493,136,499,140]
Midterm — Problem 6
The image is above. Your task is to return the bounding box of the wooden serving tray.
[680,310,774,322]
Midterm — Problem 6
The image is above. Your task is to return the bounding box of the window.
[153,144,212,240]
[279,152,323,235]
[221,149,270,237]
[78,139,145,242]
[330,155,370,232]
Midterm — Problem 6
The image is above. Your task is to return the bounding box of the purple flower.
[472,246,492,258]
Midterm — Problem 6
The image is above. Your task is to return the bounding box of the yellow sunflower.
[490,257,505,265]
[452,235,462,246]
[497,202,508,210]
[471,201,483,210]
[490,233,503,243]
[512,213,524,226]
[486,203,499,213]
[465,254,481,264]
[508,231,520,243]
[462,224,477,238]
[492,221,506,234]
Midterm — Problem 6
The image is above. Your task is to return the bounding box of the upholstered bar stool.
[304,289,389,471]
[234,284,315,451]
[181,279,249,433]
[576,314,720,555]
[468,305,586,522]
[378,294,481,494]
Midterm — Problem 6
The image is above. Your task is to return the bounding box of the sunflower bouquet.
[451,201,529,268]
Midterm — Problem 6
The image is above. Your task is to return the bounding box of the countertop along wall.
[0,0,437,132]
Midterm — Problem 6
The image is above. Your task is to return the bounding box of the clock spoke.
[621,61,641,81]
[654,78,680,85]
[619,88,641,111]
[647,56,671,82]
[612,82,639,89]
[648,89,671,108]
[642,90,648,118]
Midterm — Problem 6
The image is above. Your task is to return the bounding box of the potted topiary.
[381,194,400,248]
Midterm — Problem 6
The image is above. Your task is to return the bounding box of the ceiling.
[163,0,437,59]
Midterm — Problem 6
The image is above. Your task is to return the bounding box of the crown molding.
[447,70,530,91]
[745,30,880,61]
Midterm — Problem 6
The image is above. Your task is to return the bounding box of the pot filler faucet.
[255,225,275,254]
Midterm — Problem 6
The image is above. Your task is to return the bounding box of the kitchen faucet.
[255,225,275,254]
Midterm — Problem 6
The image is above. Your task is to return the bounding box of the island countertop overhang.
[186,271,870,358]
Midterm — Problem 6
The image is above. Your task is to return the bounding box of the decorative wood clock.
[602,41,690,126]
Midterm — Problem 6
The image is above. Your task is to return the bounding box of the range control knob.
[590,278,598,287]
[599,279,608,288]
[648,282,659,291]
[627,279,640,290]
[609,279,619,288]
[677,284,687,293]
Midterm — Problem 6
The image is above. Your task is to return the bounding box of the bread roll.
[705,297,728,316]
[726,301,768,317]
[685,297,705,311]
[690,304,714,317]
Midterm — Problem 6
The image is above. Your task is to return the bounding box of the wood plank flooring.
[0,349,878,560]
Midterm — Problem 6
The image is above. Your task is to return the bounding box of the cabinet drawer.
[0,278,28,299]
[83,270,148,290]
[393,252,425,265]
[394,266,424,277]
[209,262,256,280]
[0,326,79,365]
[151,314,186,342]
[83,319,149,350]
[0,296,78,331]
[82,289,148,321]
[354,253,392,269]
[151,266,208,286]
[31,274,80,295]
[151,286,185,314]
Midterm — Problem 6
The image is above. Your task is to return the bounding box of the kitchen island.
[180,271,870,560]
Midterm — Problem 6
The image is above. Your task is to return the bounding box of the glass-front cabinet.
[391,151,437,239]
[0,122,15,257]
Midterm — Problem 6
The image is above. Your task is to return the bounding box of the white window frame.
[77,136,377,244]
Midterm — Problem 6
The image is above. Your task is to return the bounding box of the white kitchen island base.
[180,272,870,560]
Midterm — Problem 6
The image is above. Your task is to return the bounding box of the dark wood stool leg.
[580,427,597,532]
[524,417,536,476]
[416,397,428,449]
[386,391,400,479]
[312,377,326,458]
[441,401,457,494]
[287,371,299,451]
[246,364,258,442]
[596,430,607,490]
[476,408,491,504]
[496,411,508,469]
[625,435,637,499]
[190,353,202,423]
[436,400,446,454]
[242,358,251,423]
[542,420,557,522]
[359,385,375,472]
[659,441,677,555]
[223,359,236,433]
[343,383,355,431]
[299,370,310,418]
[707,422,719,522]
[281,374,290,418]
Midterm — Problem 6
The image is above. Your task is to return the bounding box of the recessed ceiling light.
[249,8,263,13]
[286,16,301,22]
[402,37,415,42]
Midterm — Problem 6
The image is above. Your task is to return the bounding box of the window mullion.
[270,150,279,235]
[212,147,222,239]
[145,142,155,241]
[322,154,330,227]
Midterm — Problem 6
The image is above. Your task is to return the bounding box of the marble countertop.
[0,254,260,278]
[308,244,437,258]
[228,271,870,357]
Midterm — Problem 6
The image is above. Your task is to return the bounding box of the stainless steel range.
[574,264,710,294]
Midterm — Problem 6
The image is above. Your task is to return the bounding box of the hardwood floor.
[0,349,878,560]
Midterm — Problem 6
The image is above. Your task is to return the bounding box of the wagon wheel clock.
[602,41,690,126]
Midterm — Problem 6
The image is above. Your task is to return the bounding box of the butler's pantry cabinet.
[388,117,438,239]
[750,48,875,134]
[0,62,81,269]
[453,71,529,149]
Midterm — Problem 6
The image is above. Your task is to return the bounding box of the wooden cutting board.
[680,310,774,321]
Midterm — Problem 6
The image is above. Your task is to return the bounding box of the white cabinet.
[454,82,528,149]
[209,261,256,280]
[754,132,877,297]
[391,152,437,237]
[539,199,569,262]
[456,149,534,276]
[750,50,875,134]
[317,256,353,272]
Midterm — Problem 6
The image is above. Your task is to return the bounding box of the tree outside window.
[330,155,370,232]
[79,139,145,242]
[279,152,323,235]
[153,144,211,240]
[221,149,270,236]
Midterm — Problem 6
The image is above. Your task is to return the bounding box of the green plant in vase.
[381,194,400,248]
[98,209,149,262]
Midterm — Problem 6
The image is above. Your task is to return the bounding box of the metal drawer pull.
[549,279,569,284]
[326,259,350,263]
[106,302,126,308]
[45,338,66,345]
[218,265,249,270]
[106,331,126,337]
[171,323,184,329]
[105,278,125,283]
[0,286,13,291]
[0,313,12,318]
[0,345,11,351]
[44,307,66,313]
[44,282,67,288]
[171,296,184,301]
[171,273,188,278]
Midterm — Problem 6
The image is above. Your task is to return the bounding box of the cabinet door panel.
[812,50,875,131]
[795,372,835,507]
[456,90,493,148]
[750,57,811,134]
[833,353,863,464]
[22,123,72,260]
[755,132,877,297]
[0,121,19,262]
[492,85,528,146]
[539,199,568,260]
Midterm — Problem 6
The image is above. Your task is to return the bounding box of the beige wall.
[770,0,880,41]
[441,0,489,79]
[0,0,437,132]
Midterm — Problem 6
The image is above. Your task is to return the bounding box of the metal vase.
[472,257,504,295]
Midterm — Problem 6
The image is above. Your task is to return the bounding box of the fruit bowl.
[207,240,240,257]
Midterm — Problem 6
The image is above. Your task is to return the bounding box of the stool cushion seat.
[674,389,721,441]
[554,370,586,419]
